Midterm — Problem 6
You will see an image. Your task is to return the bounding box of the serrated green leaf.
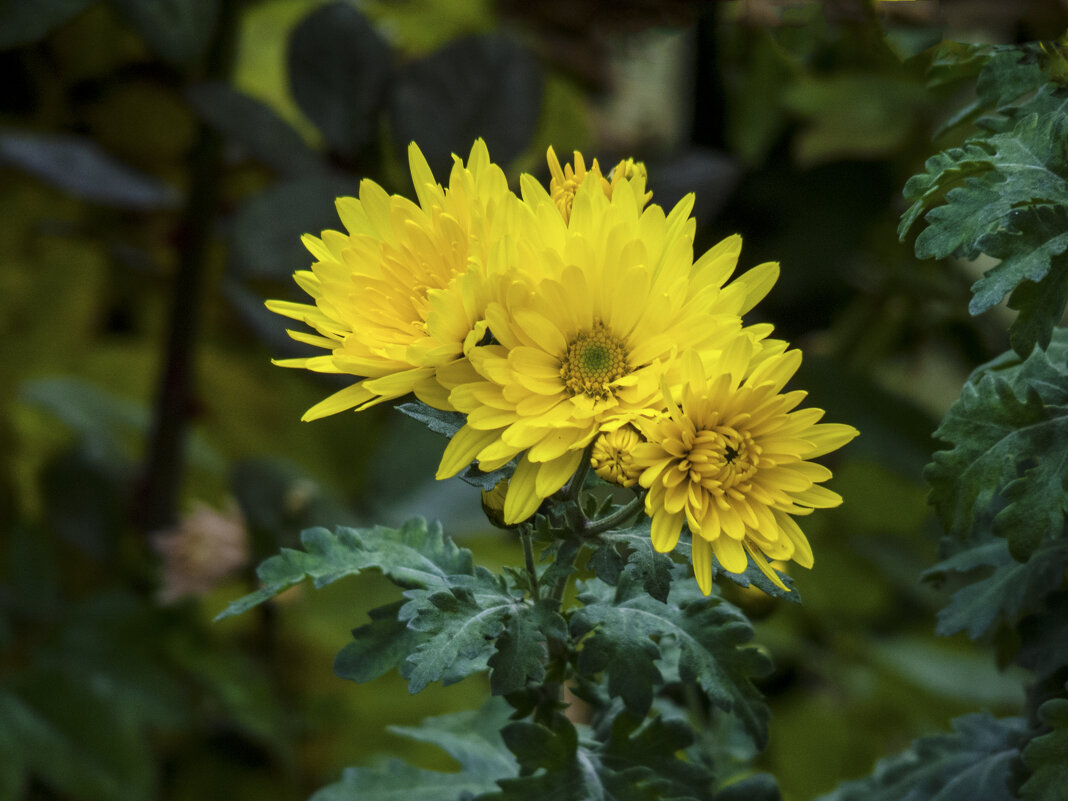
[389,699,518,780]
[572,576,771,747]
[926,331,1068,549]
[900,90,1068,352]
[814,714,1028,801]
[1015,592,1068,680]
[1020,690,1068,801]
[975,48,1046,107]
[926,538,1068,639]
[1008,251,1068,354]
[215,519,473,619]
[488,600,567,695]
[313,700,517,801]
[334,600,426,684]
[399,569,524,692]
[589,523,675,603]
[311,759,492,801]
[484,710,712,801]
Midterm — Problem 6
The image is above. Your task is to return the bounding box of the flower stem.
[521,525,540,601]
[585,493,644,536]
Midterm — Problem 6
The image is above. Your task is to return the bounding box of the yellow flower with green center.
[590,426,643,488]
[435,165,780,524]
[547,146,652,224]
[266,139,517,419]
[632,344,859,594]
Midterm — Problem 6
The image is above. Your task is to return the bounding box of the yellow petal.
[301,382,376,421]
[650,510,683,552]
[437,425,502,479]
[691,535,714,595]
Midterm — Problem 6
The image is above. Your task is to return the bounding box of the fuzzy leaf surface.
[487,599,567,695]
[478,710,714,801]
[925,330,1068,553]
[572,575,771,747]
[1020,690,1068,801]
[399,569,523,692]
[924,538,1068,639]
[216,519,473,619]
[312,700,517,801]
[814,714,1028,801]
[900,88,1068,353]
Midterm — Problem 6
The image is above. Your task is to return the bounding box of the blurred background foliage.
[1,1,1066,799]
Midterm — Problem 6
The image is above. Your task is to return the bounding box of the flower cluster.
[269,140,857,594]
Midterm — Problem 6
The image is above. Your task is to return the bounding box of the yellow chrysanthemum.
[590,426,643,488]
[436,167,779,524]
[632,344,859,595]
[266,139,517,419]
[547,146,653,224]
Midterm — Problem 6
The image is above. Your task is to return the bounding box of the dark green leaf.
[589,523,675,603]
[1020,691,1068,801]
[1007,252,1068,355]
[813,714,1028,801]
[0,132,179,209]
[0,0,91,50]
[484,710,714,801]
[900,90,1068,354]
[572,576,771,747]
[287,2,392,158]
[335,600,425,684]
[186,82,322,176]
[388,35,542,175]
[488,600,567,695]
[975,48,1046,108]
[1015,593,1068,680]
[388,699,517,781]
[231,173,356,280]
[926,331,1068,549]
[399,569,519,692]
[713,774,780,801]
[108,0,217,67]
[215,519,473,619]
[925,538,1068,639]
[312,761,496,801]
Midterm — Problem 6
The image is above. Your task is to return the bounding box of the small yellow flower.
[266,139,517,419]
[632,344,858,594]
[590,426,643,488]
[546,146,652,224]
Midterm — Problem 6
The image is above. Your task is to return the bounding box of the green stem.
[585,493,644,536]
[134,1,241,534]
[565,443,594,503]
[521,525,540,602]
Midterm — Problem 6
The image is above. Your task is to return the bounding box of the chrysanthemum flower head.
[266,139,518,418]
[436,161,780,524]
[590,426,643,488]
[546,146,652,224]
[632,344,859,594]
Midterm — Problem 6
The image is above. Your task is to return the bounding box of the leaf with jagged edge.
[588,522,676,603]
[488,599,568,696]
[571,574,772,747]
[476,709,715,801]
[1020,687,1068,801]
[924,538,1068,639]
[925,330,1068,554]
[399,569,519,693]
[1015,593,1068,681]
[813,714,1028,801]
[334,600,427,684]
[900,88,1068,354]
[311,699,518,801]
[215,518,473,619]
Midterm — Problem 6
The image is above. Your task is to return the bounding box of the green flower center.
[559,322,630,400]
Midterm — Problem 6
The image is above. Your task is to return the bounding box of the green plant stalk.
[135,2,242,534]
